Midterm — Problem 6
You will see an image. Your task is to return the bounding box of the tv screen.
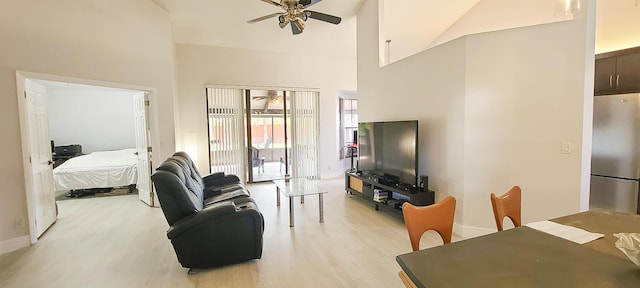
[358,120,418,186]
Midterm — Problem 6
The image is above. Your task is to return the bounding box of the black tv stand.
[345,172,435,214]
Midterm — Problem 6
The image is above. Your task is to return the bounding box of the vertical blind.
[291,91,320,179]
[206,88,246,183]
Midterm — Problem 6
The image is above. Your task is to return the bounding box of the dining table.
[396,210,640,288]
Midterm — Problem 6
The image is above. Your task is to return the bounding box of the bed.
[53,148,138,191]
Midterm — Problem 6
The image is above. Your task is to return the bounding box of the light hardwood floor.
[0,177,457,288]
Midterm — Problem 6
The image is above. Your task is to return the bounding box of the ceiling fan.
[252,91,284,112]
[252,90,280,101]
[247,0,342,35]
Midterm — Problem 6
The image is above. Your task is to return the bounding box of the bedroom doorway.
[16,71,156,244]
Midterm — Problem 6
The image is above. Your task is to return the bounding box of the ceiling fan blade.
[299,0,323,9]
[291,20,303,35]
[307,10,341,25]
[260,0,285,8]
[247,13,283,23]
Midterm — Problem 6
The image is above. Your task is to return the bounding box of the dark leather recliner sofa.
[151,152,264,269]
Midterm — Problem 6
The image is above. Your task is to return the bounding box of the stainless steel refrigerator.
[591,93,640,214]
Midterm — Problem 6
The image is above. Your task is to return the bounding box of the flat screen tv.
[358,120,418,186]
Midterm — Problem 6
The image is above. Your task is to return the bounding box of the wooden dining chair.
[398,196,456,288]
[402,196,457,251]
[490,186,522,231]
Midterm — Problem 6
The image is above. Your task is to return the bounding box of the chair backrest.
[151,160,203,226]
[167,156,204,202]
[402,196,456,251]
[173,151,203,179]
[250,147,261,167]
[490,186,522,231]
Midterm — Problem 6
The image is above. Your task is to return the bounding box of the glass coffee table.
[273,178,327,227]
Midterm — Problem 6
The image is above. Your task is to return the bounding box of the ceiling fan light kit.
[248,0,342,35]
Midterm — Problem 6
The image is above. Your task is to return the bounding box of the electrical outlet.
[14,218,25,229]
[561,142,572,154]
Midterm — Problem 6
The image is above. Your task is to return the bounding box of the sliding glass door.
[207,87,319,183]
[246,90,290,182]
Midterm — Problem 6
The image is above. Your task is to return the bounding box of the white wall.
[175,44,357,178]
[462,2,595,234]
[360,0,469,224]
[0,0,176,250]
[358,0,595,236]
[48,88,139,153]
[379,0,573,65]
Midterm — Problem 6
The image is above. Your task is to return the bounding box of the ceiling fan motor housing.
[248,0,341,35]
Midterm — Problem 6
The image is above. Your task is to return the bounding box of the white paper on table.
[526,220,605,244]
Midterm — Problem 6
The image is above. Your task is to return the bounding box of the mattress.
[53,148,138,191]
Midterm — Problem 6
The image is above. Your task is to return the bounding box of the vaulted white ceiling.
[153,0,640,60]
[153,0,365,59]
[595,0,640,53]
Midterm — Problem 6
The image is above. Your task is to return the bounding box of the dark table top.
[552,210,640,260]
[397,210,640,288]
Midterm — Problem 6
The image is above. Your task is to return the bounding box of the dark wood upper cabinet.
[594,47,640,96]
[616,53,640,94]
[594,57,617,95]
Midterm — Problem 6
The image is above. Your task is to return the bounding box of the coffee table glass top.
[273,178,327,197]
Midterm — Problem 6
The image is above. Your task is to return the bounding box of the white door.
[25,79,57,237]
[134,93,153,206]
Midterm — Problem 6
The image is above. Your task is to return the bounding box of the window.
[340,98,358,159]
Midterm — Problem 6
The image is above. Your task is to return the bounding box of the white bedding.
[53,148,138,191]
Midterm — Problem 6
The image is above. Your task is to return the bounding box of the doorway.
[206,87,320,184]
[16,71,155,243]
[247,90,291,182]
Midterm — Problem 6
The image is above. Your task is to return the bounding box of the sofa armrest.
[203,182,248,200]
[203,174,240,189]
[202,172,225,182]
[203,186,222,199]
[167,201,237,239]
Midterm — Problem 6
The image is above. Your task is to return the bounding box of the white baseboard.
[453,223,495,240]
[0,235,30,255]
